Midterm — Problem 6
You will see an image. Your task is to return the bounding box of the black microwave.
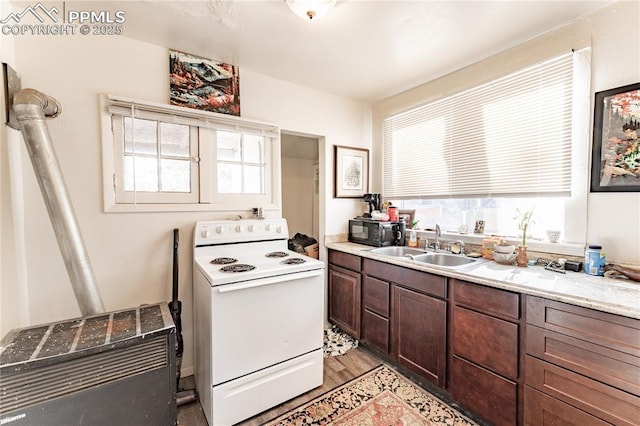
[348,218,406,247]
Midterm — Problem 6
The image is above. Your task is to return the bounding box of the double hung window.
[102,95,279,212]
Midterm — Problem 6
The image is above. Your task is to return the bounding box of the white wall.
[0,0,26,334]
[584,2,640,264]
[372,1,640,265]
[0,33,371,374]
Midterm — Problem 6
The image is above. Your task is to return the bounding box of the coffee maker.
[363,193,381,218]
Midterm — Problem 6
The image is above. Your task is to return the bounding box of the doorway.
[280,132,320,242]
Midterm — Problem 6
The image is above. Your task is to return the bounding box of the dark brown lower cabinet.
[524,386,610,426]
[392,285,446,387]
[452,306,519,380]
[451,356,517,426]
[524,296,640,426]
[361,275,391,354]
[328,264,361,338]
[361,309,389,353]
[449,279,521,425]
[525,356,639,426]
[328,250,640,426]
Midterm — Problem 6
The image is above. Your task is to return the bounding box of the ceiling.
[80,0,612,103]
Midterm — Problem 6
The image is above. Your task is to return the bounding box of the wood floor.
[176,347,383,426]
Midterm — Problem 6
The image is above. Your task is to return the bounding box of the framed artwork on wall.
[590,82,640,192]
[169,50,241,116]
[334,145,369,198]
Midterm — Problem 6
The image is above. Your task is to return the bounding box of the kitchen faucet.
[426,224,442,251]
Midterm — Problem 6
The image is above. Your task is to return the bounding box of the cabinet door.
[526,324,640,396]
[392,285,446,387]
[328,265,361,338]
[362,309,389,354]
[451,355,517,426]
[452,306,519,380]
[524,386,610,426]
[525,355,639,426]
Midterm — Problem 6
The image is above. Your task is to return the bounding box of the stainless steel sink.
[410,252,478,268]
[367,246,426,257]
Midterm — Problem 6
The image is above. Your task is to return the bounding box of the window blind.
[105,94,280,138]
[383,52,576,199]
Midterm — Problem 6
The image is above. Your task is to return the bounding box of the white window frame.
[101,94,281,213]
[111,116,200,204]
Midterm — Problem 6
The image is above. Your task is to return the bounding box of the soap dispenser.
[407,228,418,247]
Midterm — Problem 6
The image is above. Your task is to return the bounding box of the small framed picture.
[474,220,485,234]
[334,145,369,198]
[399,209,416,228]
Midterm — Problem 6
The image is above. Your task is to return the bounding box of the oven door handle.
[217,269,323,293]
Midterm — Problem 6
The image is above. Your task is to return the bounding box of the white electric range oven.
[192,219,324,426]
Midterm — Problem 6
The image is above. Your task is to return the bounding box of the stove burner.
[211,257,238,265]
[282,258,306,265]
[265,251,289,258]
[219,264,256,273]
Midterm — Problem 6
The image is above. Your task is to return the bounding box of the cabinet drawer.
[450,355,517,426]
[524,386,610,426]
[328,250,361,272]
[362,309,389,354]
[526,296,640,356]
[362,275,389,317]
[363,258,446,299]
[526,324,640,396]
[453,306,519,380]
[525,355,639,426]
[453,279,519,320]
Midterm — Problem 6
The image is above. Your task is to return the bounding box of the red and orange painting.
[170,50,240,116]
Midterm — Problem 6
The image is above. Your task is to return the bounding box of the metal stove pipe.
[12,89,105,316]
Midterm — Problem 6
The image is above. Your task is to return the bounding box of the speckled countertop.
[327,242,640,320]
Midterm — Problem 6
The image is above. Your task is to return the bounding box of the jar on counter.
[388,206,399,222]
[585,245,605,276]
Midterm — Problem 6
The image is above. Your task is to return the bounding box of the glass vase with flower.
[514,207,535,267]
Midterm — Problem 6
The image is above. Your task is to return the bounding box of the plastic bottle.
[407,229,418,247]
[585,245,605,276]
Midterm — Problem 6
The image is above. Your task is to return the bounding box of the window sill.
[412,229,584,258]
[104,202,279,214]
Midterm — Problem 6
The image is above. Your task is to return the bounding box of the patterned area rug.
[264,365,478,425]
[323,326,358,357]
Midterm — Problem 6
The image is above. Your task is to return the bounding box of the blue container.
[585,245,605,276]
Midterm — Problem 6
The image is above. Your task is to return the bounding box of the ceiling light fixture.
[285,0,337,21]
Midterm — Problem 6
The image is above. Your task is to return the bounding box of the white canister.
[585,245,605,276]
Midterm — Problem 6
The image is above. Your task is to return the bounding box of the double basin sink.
[367,246,480,269]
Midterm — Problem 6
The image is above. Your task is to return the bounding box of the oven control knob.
[276,226,282,233]
[248,225,254,232]
[265,224,271,231]
[216,226,223,234]
[201,229,210,238]
[235,225,242,233]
